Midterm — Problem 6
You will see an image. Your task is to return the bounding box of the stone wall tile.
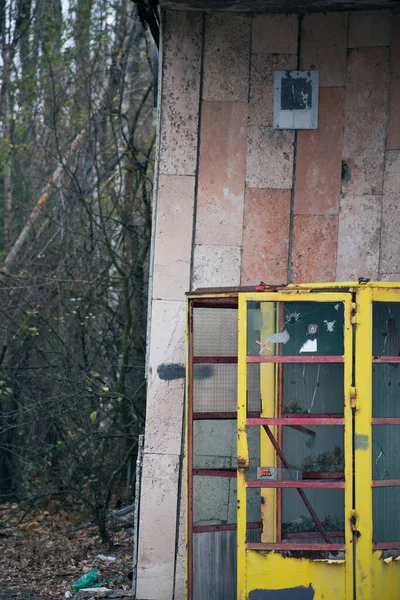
[387,16,400,150]
[192,245,241,289]
[196,102,247,246]
[294,88,344,215]
[342,47,389,196]
[336,195,382,281]
[152,175,195,301]
[241,188,290,285]
[246,127,294,189]
[291,215,338,282]
[348,9,392,48]
[203,14,250,102]
[380,274,400,282]
[249,54,297,127]
[252,14,298,54]
[380,151,400,274]
[136,452,180,600]
[301,12,348,87]
[159,11,203,176]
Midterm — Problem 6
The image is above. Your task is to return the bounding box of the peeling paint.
[299,339,317,353]
[355,433,369,450]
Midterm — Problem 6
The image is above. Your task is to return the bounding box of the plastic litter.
[72,568,99,591]
[96,553,117,561]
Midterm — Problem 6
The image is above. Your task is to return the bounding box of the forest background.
[0,0,155,549]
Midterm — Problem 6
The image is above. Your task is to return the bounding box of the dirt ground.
[0,504,134,600]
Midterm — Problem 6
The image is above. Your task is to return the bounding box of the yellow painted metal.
[186,282,400,600]
[356,286,400,600]
[237,293,248,599]
[237,290,354,600]
[259,302,277,542]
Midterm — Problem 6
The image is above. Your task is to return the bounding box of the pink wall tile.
[196,101,247,246]
[387,16,400,150]
[301,12,348,87]
[252,14,298,54]
[336,195,382,281]
[203,13,251,102]
[348,9,392,48]
[291,215,339,282]
[241,188,291,285]
[294,88,344,215]
[249,54,297,127]
[342,47,389,196]
[159,11,203,176]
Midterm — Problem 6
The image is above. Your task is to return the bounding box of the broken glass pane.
[372,302,400,357]
[283,363,344,415]
[373,487,400,543]
[247,301,344,357]
[282,488,345,544]
[373,364,400,418]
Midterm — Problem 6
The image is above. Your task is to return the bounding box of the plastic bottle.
[71,568,99,591]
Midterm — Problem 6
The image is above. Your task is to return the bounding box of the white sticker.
[324,320,336,332]
[300,339,317,353]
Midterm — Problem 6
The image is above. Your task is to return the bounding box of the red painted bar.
[193,522,262,534]
[247,543,345,551]
[372,418,400,425]
[373,542,400,550]
[302,472,344,479]
[247,356,344,363]
[373,357,400,363]
[193,469,236,478]
[283,531,344,539]
[193,411,261,420]
[193,356,238,363]
[372,479,400,487]
[247,480,345,489]
[247,417,344,426]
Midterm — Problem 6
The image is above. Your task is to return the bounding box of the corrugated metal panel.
[193,529,261,600]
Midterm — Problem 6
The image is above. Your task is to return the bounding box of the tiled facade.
[137,8,400,599]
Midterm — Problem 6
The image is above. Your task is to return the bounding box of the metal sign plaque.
[274,70,319,130]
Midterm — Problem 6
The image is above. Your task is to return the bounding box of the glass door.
[237,292,354,600]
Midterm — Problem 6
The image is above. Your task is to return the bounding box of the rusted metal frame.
[283,413,344,418]
[193,469,236,478]
[283,531,344,539]
[372,479,400,487]
[193,356,237,363]
[277,361,283,543]
[303,472,344,479]
[262,424,332,543]
[372,356,400,363]
[193,411,260,420]
[248,417,344,426]
[189,297,238,309]
[247,356,344,363]
[372,418,400,425]
[286,424,316,438]
[193,522,262,534]
[187,301,194,600]
[246,542,345,551]
[247,480,345,489]
[373,542,400,549]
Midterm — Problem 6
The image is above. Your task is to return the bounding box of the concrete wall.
[136,8,400,599]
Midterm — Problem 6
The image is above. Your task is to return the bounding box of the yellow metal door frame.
[354,285,400,599]
[237,290,354,600]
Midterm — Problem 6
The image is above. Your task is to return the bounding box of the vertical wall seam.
[378,36,393,280]
[336,11,350,282]
[145,8,165,377]
[287,14,302,284]
[189,12,206,292]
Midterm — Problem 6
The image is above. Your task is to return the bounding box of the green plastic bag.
[72,568,99,591]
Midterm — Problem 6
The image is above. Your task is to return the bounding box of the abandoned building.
[135,1,400,598]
